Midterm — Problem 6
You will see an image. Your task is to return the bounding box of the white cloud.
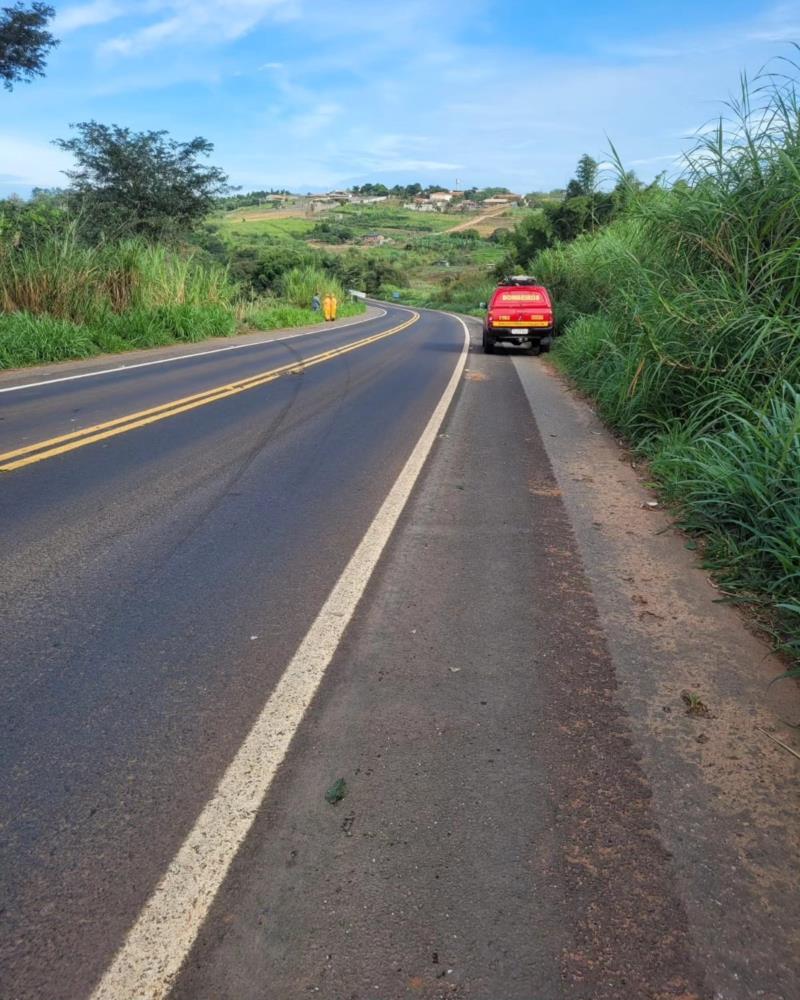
[366,159,464,172]
[100,0,298,56]
[54,1,128,33]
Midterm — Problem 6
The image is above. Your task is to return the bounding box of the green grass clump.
[534,70,800,659]
[243,296,364,332]
[0,312,98,367]
[650,385,800,654]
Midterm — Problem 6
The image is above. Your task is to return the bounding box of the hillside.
[204,197,535,308]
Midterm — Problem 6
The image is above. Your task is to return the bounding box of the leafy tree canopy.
[0,2,57,90]
[55,121,231,242]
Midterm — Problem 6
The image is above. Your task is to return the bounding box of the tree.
[506,213,551,258]
[54,122,231,242]
[492,212,553,278]
[543,196,592,242]
[0,2,57,90]
[0,188,68,247]
[574,154,599,197]
[564,179,584,200]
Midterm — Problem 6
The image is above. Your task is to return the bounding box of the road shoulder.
[509,343,800,1000]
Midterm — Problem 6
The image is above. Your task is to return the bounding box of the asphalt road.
[1,304,712,1000]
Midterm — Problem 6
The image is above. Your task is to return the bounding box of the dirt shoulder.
[505,338,800,1000]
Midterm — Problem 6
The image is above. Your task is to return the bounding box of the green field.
[214,214,316,241]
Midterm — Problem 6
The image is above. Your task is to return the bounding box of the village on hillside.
[243,188,526,215]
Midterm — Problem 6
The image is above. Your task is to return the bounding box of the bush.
[308,221,355,244]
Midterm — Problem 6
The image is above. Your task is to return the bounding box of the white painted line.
[0,308,388,395]
[88,316,470,1000]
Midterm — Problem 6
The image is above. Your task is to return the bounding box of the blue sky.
[2,0,800,196]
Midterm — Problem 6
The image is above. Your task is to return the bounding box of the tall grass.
[279,265,347,308]
[0,232,362,369]
[534,68,800,660]
[0,227,236,323]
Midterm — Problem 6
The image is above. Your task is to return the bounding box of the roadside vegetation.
[0,231,238,365]
[533,76,800,664]
[0,123,363,370]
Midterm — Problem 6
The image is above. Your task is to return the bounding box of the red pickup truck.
[482,277,554,355]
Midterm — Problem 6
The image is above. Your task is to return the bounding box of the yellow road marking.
[0,313,419,472]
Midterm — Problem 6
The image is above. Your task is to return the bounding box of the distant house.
[454,200,480,213]
[405,198,437,212]
[483,194,522,207]
[429,192,454,204]
[351,195,389,205]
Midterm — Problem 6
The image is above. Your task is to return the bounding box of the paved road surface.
[2,305,714,999]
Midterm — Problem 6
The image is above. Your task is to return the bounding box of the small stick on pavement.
[756,726,800,762]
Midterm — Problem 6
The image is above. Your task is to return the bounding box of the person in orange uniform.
[329,293,338,321]
[323,293,333,321]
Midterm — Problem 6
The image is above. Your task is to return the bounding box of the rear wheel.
[526,342,541,356]
[483,329,495,354]
[539,336,552,354]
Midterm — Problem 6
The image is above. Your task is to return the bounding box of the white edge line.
[88,316,470,1000]
[0,308,389,395]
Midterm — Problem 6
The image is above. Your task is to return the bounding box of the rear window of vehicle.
[495,290,545,302]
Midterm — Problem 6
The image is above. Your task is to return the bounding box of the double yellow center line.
[0,313,419,473]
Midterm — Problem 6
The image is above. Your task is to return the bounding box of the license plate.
[511,328,528,334]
